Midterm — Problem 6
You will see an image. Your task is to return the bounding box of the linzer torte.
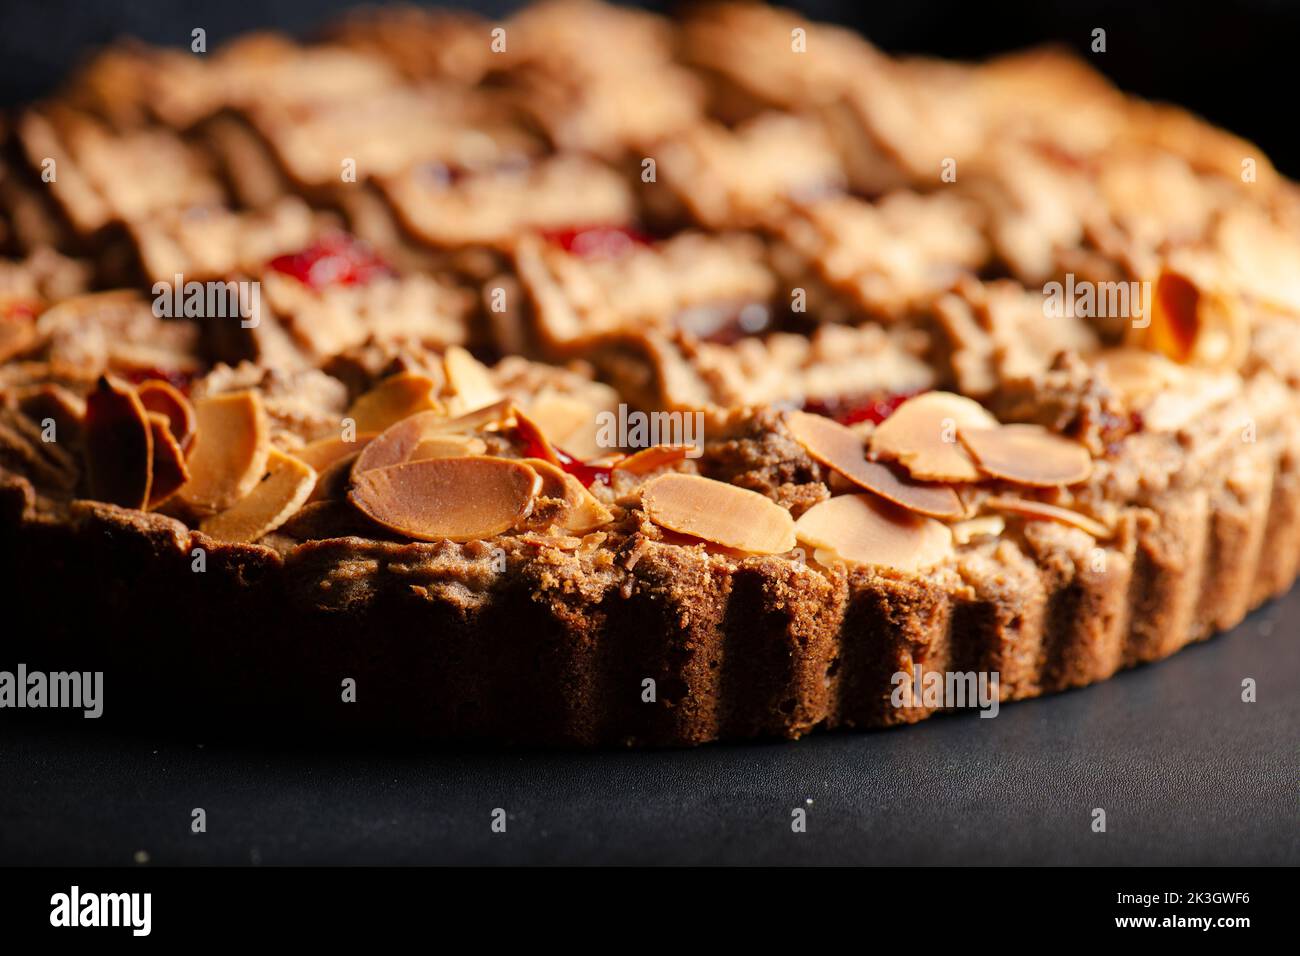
[3,1,1299,745]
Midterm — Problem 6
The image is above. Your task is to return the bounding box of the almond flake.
[983,495,1111,539]
[179,390,271,513]
[1140,268,1248,369]
[345,372,440,434]
[348,455,541,542]
[794,493,954,573]
[84,376,153,509]
[136,379,196,453]
[949,514,1005,546]
[868,391,997,482]
[353,406,510,477]
[640,473,795,554]
[293,434,376,471]
[200,449,317,543]
[411,434,488,460]
[146,411,189,508]
[307,451,359,503]
[512,406,560,464]
[522,457,614,533]
[442,346,502,414]
[959,424,1092,486]
[613,444,691,476]
[1094,348,1184,403]
[526,392,602,460]
[786,410,963,518]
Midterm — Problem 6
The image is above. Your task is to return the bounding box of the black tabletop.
[2,587,1295,866]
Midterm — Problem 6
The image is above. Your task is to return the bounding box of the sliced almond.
[868,391,997,482]
[411,434,488,460]
[178,390,271,513]
[983,495,1111,539]
[640,473,795,554]
[352,401,519,477]
[1094,348,1184,403]
[1140,268,1248,369]
[794,493,954,573]
[293,433,376,471]
[146,411,190,508]
[84,375,153,509]
[348,455,541,542]
[512,406,560,464]
[136,379,196,453]
[522,457,614,533]
[949,514,1005,546]
[613,444,690,476]
[442,346,502,414]
[345,372,440,433]
[307,451,359,503]
[959,424,1092,486]
[200,449,317,544]
[787,410,963,518]
[527,392,603,460]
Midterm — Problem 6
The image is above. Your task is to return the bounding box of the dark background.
[0,1,1297,866]
[1,1,1298,176]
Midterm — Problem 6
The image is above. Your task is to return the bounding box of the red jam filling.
[540,225,651,259]
[801,389,921,426]
[268,234,394,290]
[516,430,612,488]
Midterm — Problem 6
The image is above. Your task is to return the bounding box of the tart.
[3,1,1299,746]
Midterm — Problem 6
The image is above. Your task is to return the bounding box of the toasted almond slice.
[522,457,614,533]
[136,379,196,453]
[84,375,153,509]
[1140,371,1241,432]
[1094,348,1184,402]
[527,392,602,460]
[179,390,271,513]
[613,444,691,476]
[512,406,560,464]
[794,493,954,572]
[1141,268,1248,369]
[868,391,996,482]
[293,433,376,471]
[0,315,37,363]
[983,495,1111,539]
[959,424,1092,486]
[640,473,795,554]
[353,405,503,476]
[411,434,488,460]
[200,449,317,544]
[146,411,190,508]
[443,346,502,414]
[307,451,359,503]
[949,514,1005,546]
[786,411,963,518]
[345,372,440,433]
[349,455,541,542]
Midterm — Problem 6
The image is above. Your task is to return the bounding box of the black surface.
[2,591,1295,866]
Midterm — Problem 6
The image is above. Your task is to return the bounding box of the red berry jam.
[541,225,650,259]
[801,390,921,426]
[516,429,612,489]
[268,234,394,290]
